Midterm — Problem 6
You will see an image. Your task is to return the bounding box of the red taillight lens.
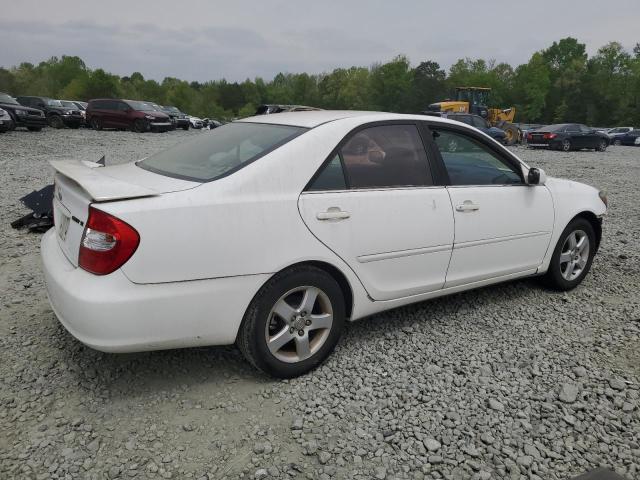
[527,133,533,141]
[79,207,140,275]
[543,133,557,139]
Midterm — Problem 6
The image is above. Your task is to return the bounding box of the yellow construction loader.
[426,87,520,145]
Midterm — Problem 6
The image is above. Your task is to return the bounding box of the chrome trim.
[453,231,550,250]
[357,244,452,263]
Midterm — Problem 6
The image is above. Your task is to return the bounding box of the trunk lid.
[50,160,198,266]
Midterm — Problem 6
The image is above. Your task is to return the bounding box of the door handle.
[317,207,350,221]
[455,201,480,212]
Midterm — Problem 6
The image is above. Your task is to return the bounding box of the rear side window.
[309,124,433,190]
[138,122,306,182]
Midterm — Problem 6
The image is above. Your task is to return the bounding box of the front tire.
[541,218,596,291]
[132,119,148,133]
[91,118,102,130]
[48,115,64,129]
[561,139,572,152]
[237,266,345,378]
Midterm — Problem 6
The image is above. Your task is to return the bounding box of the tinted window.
[579,124,592,133]
[432,129,521,186]
[308,155,347,191]
[566,124,580,132]
[116,101,130,111]
[139,122,306,182]
[339,124,433,189]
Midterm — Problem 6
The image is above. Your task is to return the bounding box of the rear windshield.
[138,122,306,182]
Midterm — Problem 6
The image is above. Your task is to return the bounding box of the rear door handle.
[317,207,350,221]
[456,201,480,212]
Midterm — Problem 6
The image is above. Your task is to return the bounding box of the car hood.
[146,112,170,119]
[0,102,43,113]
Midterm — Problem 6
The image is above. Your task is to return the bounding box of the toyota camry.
[42,111,607,378]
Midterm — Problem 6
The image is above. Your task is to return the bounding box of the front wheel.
[48,115,64,129]
[541,218,596,291]
[132,119,148,133]
[561,139,572,152]
[237,266,345,378]
[182,124,189,131]
[91,118,102,130]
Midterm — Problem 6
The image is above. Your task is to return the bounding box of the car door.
[427,126,554,288]
[298,122,454,301]
[565,124,584,148]
[579,124,598,148]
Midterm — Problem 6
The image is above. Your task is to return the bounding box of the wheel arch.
[572,211,602,252]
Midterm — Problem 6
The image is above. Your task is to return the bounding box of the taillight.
[79,207,140,275]
[543,133,557,139]
[527,133,533,141]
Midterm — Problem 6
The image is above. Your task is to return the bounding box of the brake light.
[543,133,557,139]
[79,207,140,275]
[527,133,533,141]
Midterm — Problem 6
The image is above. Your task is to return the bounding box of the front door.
[298,123,454,301]
[428,126,554,288]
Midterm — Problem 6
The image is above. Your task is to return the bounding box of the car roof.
[238,110,469,129]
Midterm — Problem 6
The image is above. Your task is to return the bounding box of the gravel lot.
[1,128,639,480]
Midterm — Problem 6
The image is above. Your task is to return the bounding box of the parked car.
[16,96,83,129]
[0,107,14,132]
[188,116,204,129]
[0,92,47,131]
[42,111,607,378]
[205,119,223,129]
[161,106,190,130]
[606,126,635,145]
[86,99,172,132]
[441,112,507,144]
[615,129,640,146]
[527,124,609,151]
[255,104,323,115]
[60,100,86,126]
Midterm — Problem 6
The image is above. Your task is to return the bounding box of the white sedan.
[42,111,607,377]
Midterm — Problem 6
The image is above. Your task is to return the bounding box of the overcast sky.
[2,0,638,82]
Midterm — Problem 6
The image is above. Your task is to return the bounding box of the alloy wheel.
[265,286,333,363]
[562,140,571,152]
[559,230,590,281]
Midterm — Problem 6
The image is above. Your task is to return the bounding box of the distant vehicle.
[42,111,607,378]
[606,126,634,145]
[16,96,83,129]
[60,100,86,126]
[206,119,223,129]
[616,129,640,146]
[0,92,47,131]
[527,124,609,152]
[188,116,204,129]
[255,104,323,115]
[86,99,172,132]
[0,107,14,132]
[425,112,507,144]
[161,106,190,130]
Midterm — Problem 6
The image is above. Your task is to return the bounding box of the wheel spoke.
[308,313,333,331]
[273,299,296,321]
[577,235,588,253]
[267,326,294,354]
[298,287,319,314]
[568,233,577,249]
[559,252,572,263]
[294,334,312,360]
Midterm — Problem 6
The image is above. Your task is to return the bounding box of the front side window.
[566,124,580,132]
[579,124,592,133]
[432,129,522,186]
[139,122,306,182]
[126,100,156,112]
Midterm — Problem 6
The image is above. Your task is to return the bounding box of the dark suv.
[86,99,172,132]
[161,106,190,130]
[0,92,47,131]
[16,96,83,129]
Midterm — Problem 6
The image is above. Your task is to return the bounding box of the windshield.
[163,106,181,114]
[46,99,63,107]
[60,101,77,109]
[126,101,156,111]
[0,93,19,105]
[138,122,306,182]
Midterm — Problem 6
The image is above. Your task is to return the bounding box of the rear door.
[298,122,454,301]
[427,125,554,287]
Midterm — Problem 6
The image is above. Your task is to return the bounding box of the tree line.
[1,37,639,126]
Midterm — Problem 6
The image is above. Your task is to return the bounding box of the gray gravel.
[1,128,639,479]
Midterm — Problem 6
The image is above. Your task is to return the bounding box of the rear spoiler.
[50,160,158,202]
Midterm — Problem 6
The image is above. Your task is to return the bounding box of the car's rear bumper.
[41,229,270,353]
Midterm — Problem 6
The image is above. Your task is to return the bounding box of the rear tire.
[237,266,345,378]
[541,218,596,291]
[596,139,607,152]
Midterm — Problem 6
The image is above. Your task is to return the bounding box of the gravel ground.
[0,128,639,480]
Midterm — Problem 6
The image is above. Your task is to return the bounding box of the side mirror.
[527,167,547,185]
